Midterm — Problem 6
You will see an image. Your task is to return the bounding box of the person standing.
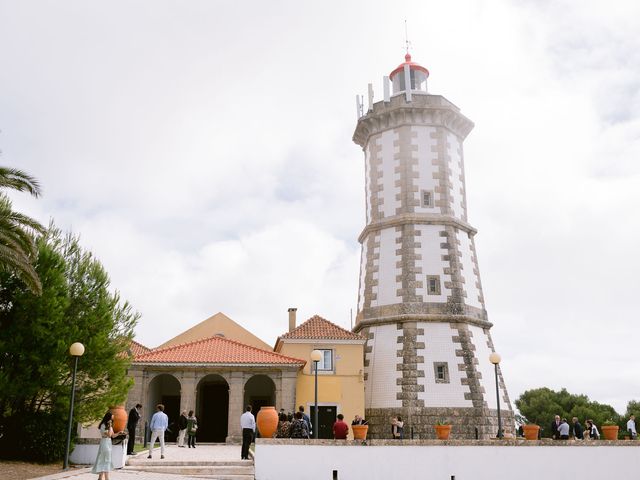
[240,405,255,460]
[333,414,349,440]
[186,410,198,448]
[276,412,291,438]
[572,417,584,440]
[627,415,637,439]
[391,416,404,439]
[586,419,599,440]
[148,404,169,459]
[557,418,570,440]
[177,411,188,447]
[351,414,368,426]
[126,404,142,455]
[299,405,312,437]
[550,415,561,439]
[289,411,310,439]
[92,411,123,480]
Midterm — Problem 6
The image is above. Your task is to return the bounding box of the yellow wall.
[279,342,365,439]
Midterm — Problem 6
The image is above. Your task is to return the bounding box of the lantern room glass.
[392,69,428,94]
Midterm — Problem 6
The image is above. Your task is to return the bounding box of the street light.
[64,342,85,470]
[489,352,503,439]
[310,349,322,440]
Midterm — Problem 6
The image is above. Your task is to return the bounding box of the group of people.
[275,406,313,438]
[549,414,637,440]
[91,403,199,479]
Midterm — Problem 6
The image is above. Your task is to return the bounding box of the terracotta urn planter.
[522,424,540,440]
[601,425,619,440]
[256,406,278,438]
[352,425,369,440]
[435,424,452,440]
[109,405,128,433]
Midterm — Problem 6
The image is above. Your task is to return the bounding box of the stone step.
[127,465,255,476]
[128,459,251,466]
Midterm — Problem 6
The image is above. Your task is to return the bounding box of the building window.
[434,362,450,384]
[421,190,434,208]
[314,349,333,371]
[426,275,441,295]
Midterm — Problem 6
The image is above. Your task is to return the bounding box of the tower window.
[426,275,441,295]
[434,362,450,384]
[421,190,434,208]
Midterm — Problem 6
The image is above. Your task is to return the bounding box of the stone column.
[180,370,197,413]
[280,369,297,414]
[226,371,245,443]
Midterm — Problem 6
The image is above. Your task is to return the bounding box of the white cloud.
[2,0,639,413]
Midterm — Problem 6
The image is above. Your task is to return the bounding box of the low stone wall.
[69,438,127,468]
[255,439,640,480]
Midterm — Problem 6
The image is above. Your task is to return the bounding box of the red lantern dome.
[389,53,429,95]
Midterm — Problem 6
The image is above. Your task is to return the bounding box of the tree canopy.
[0,225,139,424]
[0,166,45,294]
[515,387,622,436]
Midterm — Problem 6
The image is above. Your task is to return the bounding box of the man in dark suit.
[550,414,561,439]
[572,417,584,439]
[126,403,142,455]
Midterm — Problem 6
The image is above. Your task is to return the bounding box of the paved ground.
[31,444,248,480]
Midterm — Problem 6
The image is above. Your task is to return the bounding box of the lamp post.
[310,349,322,439]
[489,352,503,439]
[64,342,85,470]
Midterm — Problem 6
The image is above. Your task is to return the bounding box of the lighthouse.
[352,53,513,439]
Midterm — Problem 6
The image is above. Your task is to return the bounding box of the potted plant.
[434,420,452,440]
[601,420,619,440]
[352,423,369,440]
[522,423,541,440]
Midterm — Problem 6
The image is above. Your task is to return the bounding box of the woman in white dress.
[91,411,121,480]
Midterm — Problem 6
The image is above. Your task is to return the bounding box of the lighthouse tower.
[352,53,513,439]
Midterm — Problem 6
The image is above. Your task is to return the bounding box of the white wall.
[255,442,640,480]
[378,129,400,218]
[364,323,401,409]
[372,228,401,306]
[415,225,450,302]
[416,322,472,408]
[70,440,127,468]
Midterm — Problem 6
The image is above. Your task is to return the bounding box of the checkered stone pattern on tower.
[353,90,513,438]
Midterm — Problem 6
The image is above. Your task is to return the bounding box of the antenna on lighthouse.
[404,19,412,55]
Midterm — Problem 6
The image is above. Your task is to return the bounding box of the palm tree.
[0,167,45,295]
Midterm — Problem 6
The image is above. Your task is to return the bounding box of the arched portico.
[146,373,181,442]
[244,374,276,419]
[196,374,229,442]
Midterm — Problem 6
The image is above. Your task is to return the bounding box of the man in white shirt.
[148,404,169,459]
[240,405,256,460]
[627,415,637,440]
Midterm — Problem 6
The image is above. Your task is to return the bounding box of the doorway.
[196,375,229,442]
[309,405,337,439]
[146,374,181,442]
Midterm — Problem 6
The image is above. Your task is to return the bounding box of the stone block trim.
[367,135,385,222]
[457,140,469,223]
[359,232,380,314]
[396,322,425,408]
[395,224,423,304]
[469,235,486,308]
[484,328,513,408]
[363,406,515,440]
[352,94,475,148]
[451,323,486,409]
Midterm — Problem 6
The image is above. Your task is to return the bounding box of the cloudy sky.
[1,0,639,413]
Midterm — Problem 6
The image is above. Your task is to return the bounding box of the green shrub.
[0,411,71,462]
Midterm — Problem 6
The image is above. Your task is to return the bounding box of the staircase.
[126,459,254,479]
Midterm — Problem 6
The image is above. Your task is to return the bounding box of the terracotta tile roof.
[279,315,365,341]
[133,335,306,366]
[129,340,151,357]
